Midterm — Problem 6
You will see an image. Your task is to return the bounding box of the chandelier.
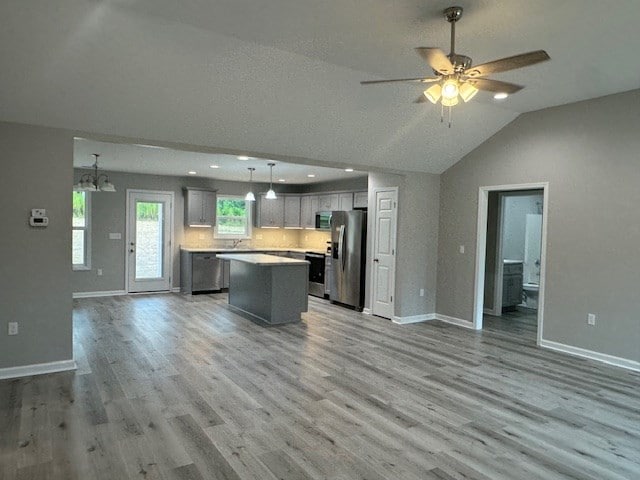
[74,154,116,192]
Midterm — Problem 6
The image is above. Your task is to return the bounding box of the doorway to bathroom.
[472,183,549,345]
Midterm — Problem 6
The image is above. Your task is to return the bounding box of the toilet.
[522,283,539,309]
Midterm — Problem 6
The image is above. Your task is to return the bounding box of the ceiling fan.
[361,6,550,126]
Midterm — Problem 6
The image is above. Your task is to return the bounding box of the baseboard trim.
[170,287,181,293]
[0,359,77,380]
[392,313,436,325]
[73,290,126,299]
[539,339,640,372]
[362,308,372,316]
[435,314,476,329]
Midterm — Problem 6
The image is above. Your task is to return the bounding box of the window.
[215,195,252,239]
[72,191,91,269]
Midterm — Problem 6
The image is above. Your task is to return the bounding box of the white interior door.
[371,189,397,319]
[127,191,173,293]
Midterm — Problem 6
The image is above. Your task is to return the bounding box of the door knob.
[374,258,379,262]
[130,249,135,253]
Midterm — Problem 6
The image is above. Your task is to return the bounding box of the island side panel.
[270,264,309,324]
[228,261,273,322]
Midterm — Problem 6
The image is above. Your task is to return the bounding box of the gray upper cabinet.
[318,194,339,211]
[284,195,302,228]
[301,195,319,229]
[353,191,368,209]
[184,188,216,227]
[338,193,353,211]
[256,194,285,228]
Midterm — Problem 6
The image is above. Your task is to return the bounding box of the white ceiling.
[2,1,639,174]
[74,138,366,184]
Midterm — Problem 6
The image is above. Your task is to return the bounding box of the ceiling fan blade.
[361,77,439,85]
[415,48,455,75]
[466,78,523,94]
[465,50,550,77]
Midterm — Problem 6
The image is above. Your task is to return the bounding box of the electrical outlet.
[8,322,18,335]
[459,245,465,254]
[587,313,596,326]
[419,288,425,297]
[97,268,103,276]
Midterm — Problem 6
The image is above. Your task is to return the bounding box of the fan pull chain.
[448,105,452,128]
[440,103,444,124]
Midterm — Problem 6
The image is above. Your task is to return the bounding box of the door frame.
[125,189,175,294]
[369,187,398,319]
[473,182,549,345]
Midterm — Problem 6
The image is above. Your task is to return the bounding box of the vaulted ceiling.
[2,1,639,173]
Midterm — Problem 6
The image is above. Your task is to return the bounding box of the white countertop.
[181,247,324,254]
[217,253,310,266]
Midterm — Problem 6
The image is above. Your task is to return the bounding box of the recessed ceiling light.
[307,174,316,178]
[345,168,354,172]
[278,178,286,182]
[493,92,509,100]
[210,165,219,169]
[237,156,250,161]
[188,171,197,175]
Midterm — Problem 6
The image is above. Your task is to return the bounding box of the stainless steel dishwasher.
[191,253,224,293]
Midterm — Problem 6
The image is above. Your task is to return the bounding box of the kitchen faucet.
[231,239,243,248]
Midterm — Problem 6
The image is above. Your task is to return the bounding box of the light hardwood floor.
[1,293,639,479]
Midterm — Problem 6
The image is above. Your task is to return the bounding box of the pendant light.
[265,162,277,200]
[244,167,256,202]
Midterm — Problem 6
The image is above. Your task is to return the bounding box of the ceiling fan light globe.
[424,84,442,104]
[441,95,459,107]
[101,181,116,192]
[459,82,479,102]
[441,79,459,100]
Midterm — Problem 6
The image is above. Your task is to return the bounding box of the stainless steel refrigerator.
[329,210,367,310]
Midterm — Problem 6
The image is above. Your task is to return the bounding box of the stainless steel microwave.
[315,211,332,230]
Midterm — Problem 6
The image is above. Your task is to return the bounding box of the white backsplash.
[182,227,330,250]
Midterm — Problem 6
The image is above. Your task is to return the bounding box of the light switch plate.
[31,208,46,218]
[459,245,465,254]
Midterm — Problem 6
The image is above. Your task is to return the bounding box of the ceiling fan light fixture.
[459,82,479,102]
[441,78,459,100]
[424,84,442,104]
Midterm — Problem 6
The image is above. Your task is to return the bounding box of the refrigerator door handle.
[338,224,345,271]
[341,226,347,271]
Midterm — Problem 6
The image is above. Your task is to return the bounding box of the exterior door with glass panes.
[126,191,173,293]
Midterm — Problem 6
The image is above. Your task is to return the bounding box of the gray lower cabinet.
[223,260,230,289]
[502,262,523,310]
[181,251,224,293]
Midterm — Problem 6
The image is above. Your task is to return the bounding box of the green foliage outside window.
[217,197,249,236]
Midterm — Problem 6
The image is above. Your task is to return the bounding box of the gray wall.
[72,170,271,293]
[437,89,640,362]
[366,172,439,318]
[299,176,368,194]
[0,122,73,369]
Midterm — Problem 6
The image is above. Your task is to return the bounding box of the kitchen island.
[216,253,309,325]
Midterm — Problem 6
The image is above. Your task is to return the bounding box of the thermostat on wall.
[30,208,49,227]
